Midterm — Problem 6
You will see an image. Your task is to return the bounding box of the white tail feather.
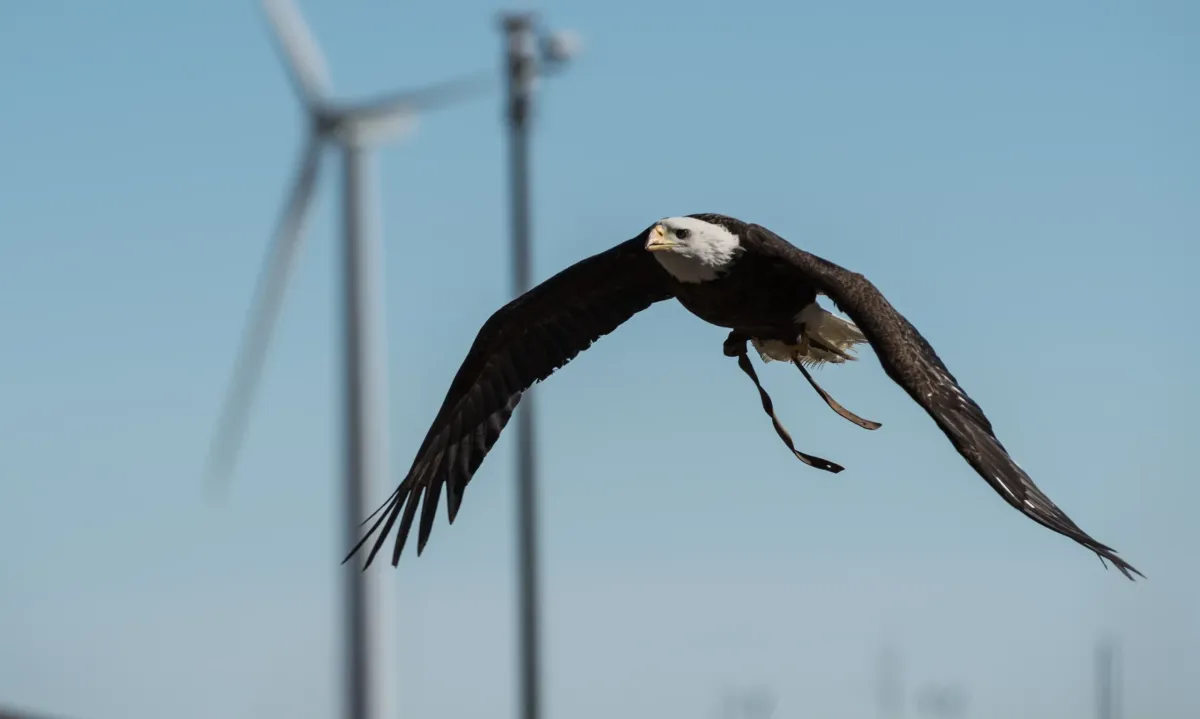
[751,303,867,368]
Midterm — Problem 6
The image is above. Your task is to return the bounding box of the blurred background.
[1,1,1197,718]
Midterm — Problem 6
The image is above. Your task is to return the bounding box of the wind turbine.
[206,1,491,718]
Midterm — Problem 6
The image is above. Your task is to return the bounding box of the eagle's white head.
[644,216,742,283]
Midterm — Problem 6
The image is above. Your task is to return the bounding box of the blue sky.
[1,0,1197,718]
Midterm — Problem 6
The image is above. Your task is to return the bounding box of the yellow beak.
[645,224,675,252]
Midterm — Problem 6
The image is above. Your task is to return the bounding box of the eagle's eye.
[674,228,692,240]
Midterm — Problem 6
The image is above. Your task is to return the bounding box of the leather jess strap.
[734,350,845,474]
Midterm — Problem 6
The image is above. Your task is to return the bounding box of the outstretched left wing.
[349,231,674,568]
[748,224,1142,580]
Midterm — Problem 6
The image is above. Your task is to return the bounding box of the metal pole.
[341,140,396,719]
[503,13,543,719]
[1097,637,1119,719]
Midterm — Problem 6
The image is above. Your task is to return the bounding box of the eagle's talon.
[723,330,749,357]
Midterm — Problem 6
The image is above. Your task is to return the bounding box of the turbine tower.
[206,2,489,718]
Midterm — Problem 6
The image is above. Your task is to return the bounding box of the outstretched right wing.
[748,223,1142,580]
[350,231,673,567]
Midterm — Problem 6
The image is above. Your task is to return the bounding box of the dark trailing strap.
[792,358,882,431]
[733,350,844,474]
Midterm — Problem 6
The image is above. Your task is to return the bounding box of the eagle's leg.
[723,330,753,357]
[723,330,844,474]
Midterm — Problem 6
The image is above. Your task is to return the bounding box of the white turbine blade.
[343,112,418,146]
[206,136,323,497]
[260,0,331,105]
[348,71,494,124]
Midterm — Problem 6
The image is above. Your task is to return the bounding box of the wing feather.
[748,224,1141,579]
[348,233,673,567]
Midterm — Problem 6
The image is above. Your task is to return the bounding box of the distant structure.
[205,3,490,719]
[876,640,906,719]
[1096,637,1120,719]
[0,706,68,719]
[721,687,778,719]
[914,684,968,719]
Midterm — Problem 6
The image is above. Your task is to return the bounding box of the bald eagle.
[347,213,1141,580]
